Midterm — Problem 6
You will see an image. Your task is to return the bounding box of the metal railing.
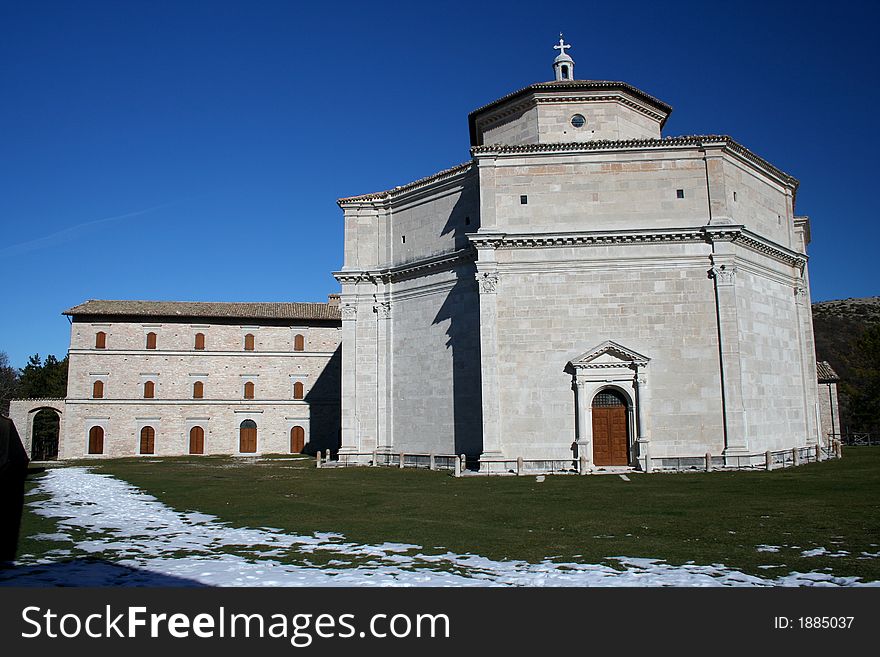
[319,451,460,472]
[648,443,840,473]
[842,433,878,446]
[313,441,843,477]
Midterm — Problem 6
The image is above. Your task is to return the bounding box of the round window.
[570,114,586,128]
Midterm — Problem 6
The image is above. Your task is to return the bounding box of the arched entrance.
[88,426,104,454]
[31,408,60,461]
[189,426,205,454]
[591,389,630,466]
[139,426,155,454]
[290,425,305,453]
[239,419,257,453]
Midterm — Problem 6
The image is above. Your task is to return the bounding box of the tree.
[16,353,68,400]
[842,324,880,434]
[0,352,18,416]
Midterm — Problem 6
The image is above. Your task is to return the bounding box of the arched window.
[244,333,255,351]
[95,331,106,349]
[189,426,205,454]
[294,334,304,351]
[92,380,104,399]
[239,419,257,453]
[561,64,570,79]
[293,381,304,400]
[244,381,255,399]
[193,381,204,399]
[143,381,155,399]
[146,332,157,349]
[88,426,104,454]
[139,426,155,454]
[194,333,205,350]
[290,426,305,453]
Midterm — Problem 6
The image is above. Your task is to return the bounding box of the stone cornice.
[337,162,474,207]
[469,226,806,269]
[471,135,799,191]
[333,248,475,285]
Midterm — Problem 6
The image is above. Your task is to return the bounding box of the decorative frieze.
[471,135,798,189]
[469,227,805,269]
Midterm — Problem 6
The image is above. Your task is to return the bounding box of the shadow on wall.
[0,558,208,587]
[434,189,483,459]
[303,345,342,458]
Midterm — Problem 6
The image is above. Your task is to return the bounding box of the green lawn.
[18,447,880,581]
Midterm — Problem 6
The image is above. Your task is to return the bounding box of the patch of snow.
[757,545,781,553]
[2,468,877,588]
[801,547,851,558]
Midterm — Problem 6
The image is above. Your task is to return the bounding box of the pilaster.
[338,300,359,454]
[476,252,503,462]
[710,250,748,455]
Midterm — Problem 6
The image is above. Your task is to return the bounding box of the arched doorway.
[591,389,629,466]
[290,426,305,453]
[189,426,205,454]
[31,408,60,461]
[139,426,155,454]
[239,419,257,453]
[88,426,104,455]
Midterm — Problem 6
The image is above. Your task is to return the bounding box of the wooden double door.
[591,390,630,466]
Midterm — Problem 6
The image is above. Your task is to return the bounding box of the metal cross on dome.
[554,33,571,56]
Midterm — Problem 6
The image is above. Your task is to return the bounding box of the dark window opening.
[676,189,685,199]
[520,195,528,205]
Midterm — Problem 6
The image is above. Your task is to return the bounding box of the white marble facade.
[334,39,823,470]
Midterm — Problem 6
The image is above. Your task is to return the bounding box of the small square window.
[676,189,685,199]
[520,195,528,205]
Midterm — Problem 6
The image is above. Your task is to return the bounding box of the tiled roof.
[817,361,840,382]
[63,300,340,321]
[468,79,674,144]
[469,79,672,117]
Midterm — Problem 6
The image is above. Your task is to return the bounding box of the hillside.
[812,296,880,434]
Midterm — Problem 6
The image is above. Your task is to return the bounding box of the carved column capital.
[373,301,391,319]
[709,264,737,285]
[340,303,357,321]
[476,271,499,294]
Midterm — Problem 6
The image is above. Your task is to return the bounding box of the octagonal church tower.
[334,37,820,471]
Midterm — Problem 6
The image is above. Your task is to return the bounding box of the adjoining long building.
[11,298,341,459]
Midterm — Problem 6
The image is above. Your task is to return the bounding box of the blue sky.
[2,0,878,368]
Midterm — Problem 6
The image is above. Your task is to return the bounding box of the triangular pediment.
[569,340,650,369]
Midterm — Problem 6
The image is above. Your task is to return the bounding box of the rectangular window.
[676,189,685,199]
[520,195,528,204]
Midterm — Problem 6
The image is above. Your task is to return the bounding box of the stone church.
[333,38,825,471]
[11,38,834,471]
